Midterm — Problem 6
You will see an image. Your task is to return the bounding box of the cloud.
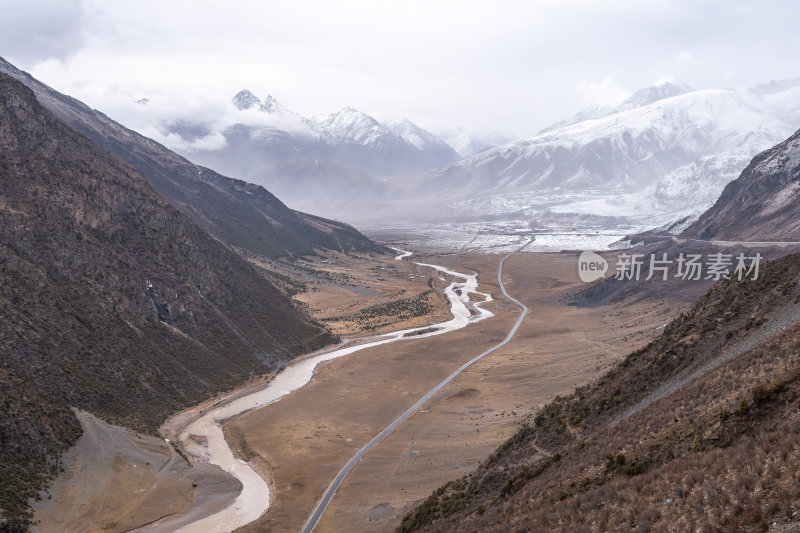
[575,77,631,107]
[140,126,228,154]
[231,105,320,138]
[7,0,800,139]
[0,0,87,64]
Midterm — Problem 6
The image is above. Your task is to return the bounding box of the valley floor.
[229,251,686,532]
[31,248,690,533]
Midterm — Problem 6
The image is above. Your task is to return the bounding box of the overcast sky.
[2,0,800,140]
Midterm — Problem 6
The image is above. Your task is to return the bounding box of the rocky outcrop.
[683,128,800,241]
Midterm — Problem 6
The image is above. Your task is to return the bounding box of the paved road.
[301,240,532,533]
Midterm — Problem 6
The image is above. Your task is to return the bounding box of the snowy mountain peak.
[437,127,513,158]
[623,77,694,108]
[538,77,696,134]
[655,76,691,89]
[232,89,261,110]
[326,107,381,129]
[317,107,386,145]
[231,91,289,115]
[260,94,288,114]
[386,117,416,131]
[386,118,443,150]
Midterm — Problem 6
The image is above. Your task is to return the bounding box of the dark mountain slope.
[400,250,800,532]
[683,128,800,241]
[0,56,383,259]
[0,73,334,530]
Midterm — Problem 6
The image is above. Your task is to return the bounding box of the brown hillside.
[0,73,333,531]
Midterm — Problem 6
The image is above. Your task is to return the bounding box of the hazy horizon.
[3,0,800,145]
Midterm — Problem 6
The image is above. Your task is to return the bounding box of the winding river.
[174,249,495,532]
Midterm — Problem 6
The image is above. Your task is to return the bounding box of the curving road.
[302,239,531,533]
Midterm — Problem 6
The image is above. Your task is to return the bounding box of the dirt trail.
[612,303,800,426]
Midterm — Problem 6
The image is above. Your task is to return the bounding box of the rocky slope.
[0,58,381,259]
[682,128,800,241]
[399,248,800,532]
[0,73,335,531]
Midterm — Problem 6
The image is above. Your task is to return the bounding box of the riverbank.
[29,411,240,533]
[230,251,689,532]
[30,248,451,533]
[143,249,495,532]
[32,250,692,532]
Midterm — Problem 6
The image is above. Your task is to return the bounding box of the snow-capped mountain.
[751,78,800,125]
[164,79,800,229]
[437,127,513,158]
[386,118,458,156]
[538,78,694,134]
[405,78,800,227]
[548,150,755,225]
[167,92,459,183]
[311,107,460,170]
[232,89,262,110]
[316,107,388,147]
[232,89,303,119]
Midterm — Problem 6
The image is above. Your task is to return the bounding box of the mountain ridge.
[0,72,336,530]
[394,81,800,226]
[179,90,460,183]
[539,78,695,134]
[0,56,382,259]
[682,127,800,241]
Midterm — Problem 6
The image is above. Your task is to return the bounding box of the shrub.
[606,452,627,466]
[736,399,750,415]
[624,461,644,476]
[752,381,785,404]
